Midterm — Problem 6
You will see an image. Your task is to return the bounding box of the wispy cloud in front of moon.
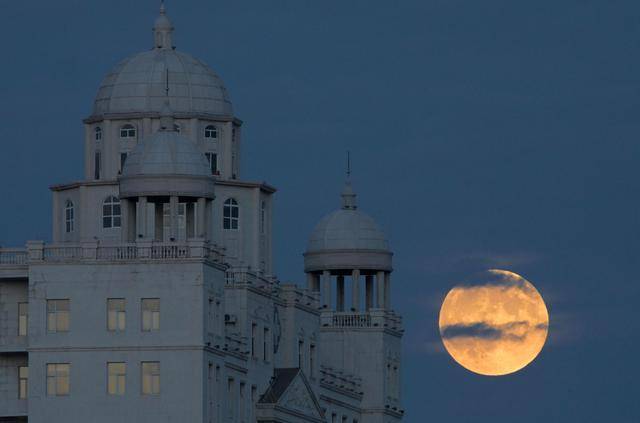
[438,270,549,376]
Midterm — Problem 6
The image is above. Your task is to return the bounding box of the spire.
[341,151,357,210]
[153,1,175,50]
[159,69,176,131]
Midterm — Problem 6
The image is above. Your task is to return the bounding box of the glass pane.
[103,217,111,228]
[47,301,55,312]
[113,217,121,228]
[103,205,111,216]
[47,313,56,331]
[19,316,27,336]
[142,311,151,331]
[118,312,126,330]
[113,204,121,215]
[231,207,239,218]
[118,376,126,395]
[108,311,116,331]
[152,312,160,330]
[108,374,116,395]
[223,207,230,218]
[57,300,69,311]
[152,375,160,394]
[142,374,151,394]
[57,312,69,332]
[47,376,55,395]
[223,219,230,230]
[232,220,238,230]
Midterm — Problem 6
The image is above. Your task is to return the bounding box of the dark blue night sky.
[1,1,639,421]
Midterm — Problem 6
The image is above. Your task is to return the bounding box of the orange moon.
[438,269,549,376]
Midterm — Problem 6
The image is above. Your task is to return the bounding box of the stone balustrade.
[321,310,403,332]
[0,240,225,267]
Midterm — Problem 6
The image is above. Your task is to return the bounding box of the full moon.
[438,269,549,376]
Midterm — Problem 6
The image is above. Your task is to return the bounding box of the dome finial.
[341,151,357,210]
[160,70,176,131]
[153,1,175,50]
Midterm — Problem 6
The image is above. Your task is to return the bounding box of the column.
[197,198,206,238]
[365,275,374,311]
[121,199,131,242]
[376,271,386,309]
[351,269,360,311]
[137,196,147,239]
[384,272,391,310]
[205,199,213,241]
[322,270,331,309]
[336,275,345,312]
[169,195,178,241]
[307,273,315,291]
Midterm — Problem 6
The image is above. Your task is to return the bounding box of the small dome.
[122,130,210,177]
[307,209,389,252]
[119,125,215,199]
[304,181,392,273]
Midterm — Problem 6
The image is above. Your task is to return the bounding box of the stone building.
[0,5,404,423]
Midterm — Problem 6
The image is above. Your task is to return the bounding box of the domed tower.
[85,3,236,183]
[304,180,393,312]
[305,178,404,423]
[51,4,275,275]
[118,103,216,242]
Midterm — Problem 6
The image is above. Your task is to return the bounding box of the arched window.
[65,200,74,233]
[102,196,121,229]
[119,124,136,139]
[204,125,217,140]
[223,198,239,230]
[95,127,102,141]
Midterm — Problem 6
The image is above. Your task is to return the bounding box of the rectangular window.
[120,152,128,172]
[47,299,69,332]
[107,298,126,332]
[239,382,246,423]
[342,416,348,423]
[251,323,257,358]
[94,151,101,180]
[141,298,160,331]
[141,362,160,395]
[46,363,70,396]
[263,327,270,362]
[18,366,28,399]
[18,302,28,336]
[205,152,218,175]
[107,362,126,396]
[227,378,235,419]
[331,413,337,423]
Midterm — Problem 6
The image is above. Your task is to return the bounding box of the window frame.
[204,125,218,140]
[223,198,239,231]
[107,362,126,396]
[46,299,70,333]
[141,361,160,396]
[46,363,70,397]
[95,126,102,142]
[102,196,121,229]
[205,152,218,175]
[65,200,74,233]
[18,302,28,337]
[18,366,28,399]
[119,124,136,139]
[141,298,160,332]
[107,298,126,332]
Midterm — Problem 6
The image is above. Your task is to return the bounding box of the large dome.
[90,6,232,119]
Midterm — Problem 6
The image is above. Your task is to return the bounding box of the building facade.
[0,5,404,423]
